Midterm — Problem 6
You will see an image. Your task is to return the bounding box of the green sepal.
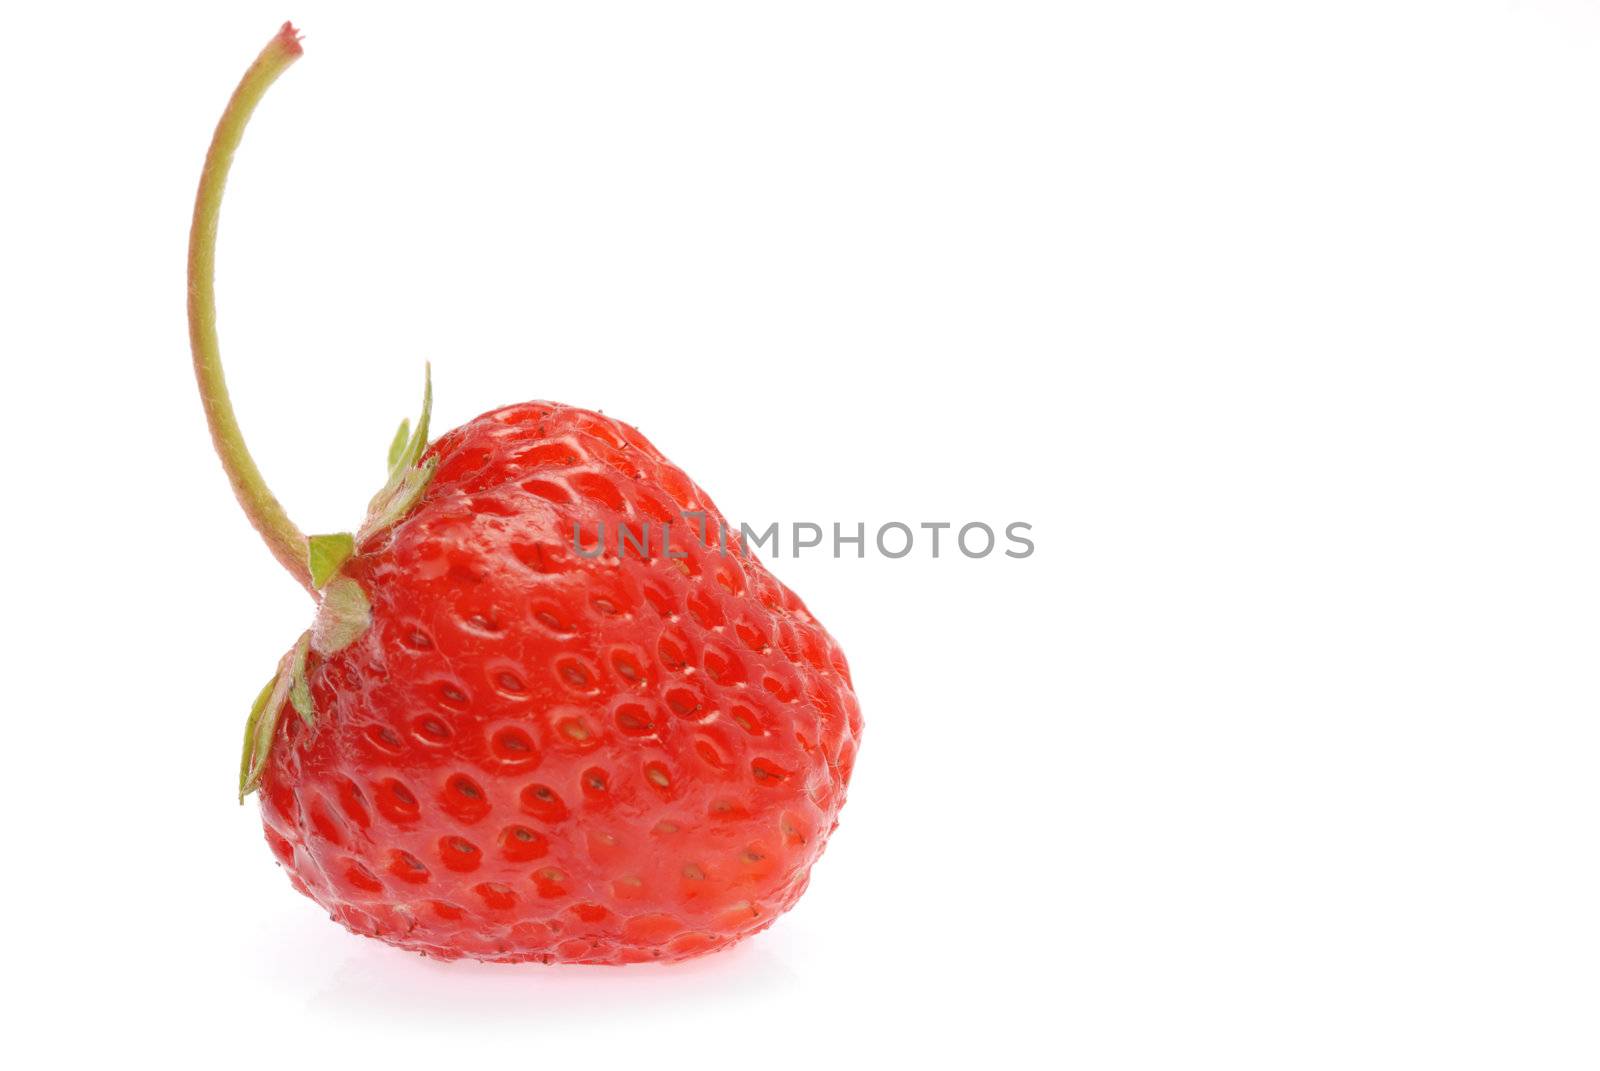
[410,364,433,465]
[239,647,296,801]
[238,674,279,801]
[312,577,372,656]
[369,364,433,513]
[288,632,314,726]
[358,455,439,543]
[357,364,438,548]
[306,532,355,589]
[358,364,438,547]
[387,419,411,472]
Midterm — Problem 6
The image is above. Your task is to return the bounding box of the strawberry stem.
[187,23,313,594]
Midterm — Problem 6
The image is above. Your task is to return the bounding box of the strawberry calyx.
[189,25,440,797]
[235,382,435,799]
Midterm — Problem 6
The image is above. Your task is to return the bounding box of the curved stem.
[187,23,314,594]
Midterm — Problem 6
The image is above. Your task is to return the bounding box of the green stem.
[187,23,313,595]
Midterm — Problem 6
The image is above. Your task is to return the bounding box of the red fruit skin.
[257,403,862,964]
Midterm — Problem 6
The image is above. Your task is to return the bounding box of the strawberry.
[190,25,861,964]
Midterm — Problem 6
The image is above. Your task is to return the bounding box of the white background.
[4,1,1599,1066]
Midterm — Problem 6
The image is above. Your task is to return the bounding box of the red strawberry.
[191,25,861,964]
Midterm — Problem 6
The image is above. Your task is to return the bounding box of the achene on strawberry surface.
[191,25,860,965]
